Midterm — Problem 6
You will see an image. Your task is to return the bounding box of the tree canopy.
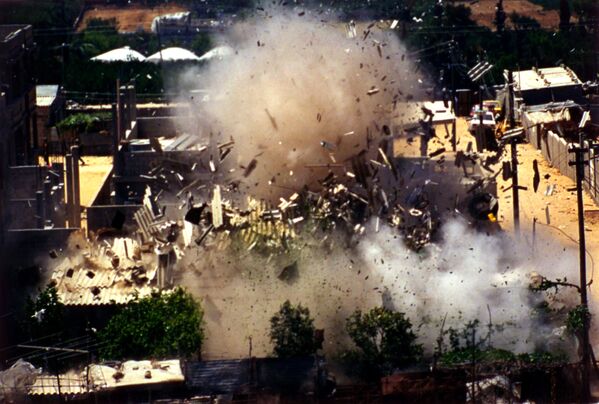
[22,283,64,341]
[269,300,319,358]
[343,306,422,379]
[99,287,204,360]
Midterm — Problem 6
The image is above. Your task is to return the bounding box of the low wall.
[137,117,178,138]
[6,228,77,252]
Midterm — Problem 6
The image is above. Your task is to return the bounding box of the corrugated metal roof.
[50,237,160,306]
[56,285,156,306]
[185,360,251,394]
[184,357,317,395]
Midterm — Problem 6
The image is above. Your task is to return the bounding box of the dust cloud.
[173,8,582,361]
[177,218,581,360]
[193,8,422,200]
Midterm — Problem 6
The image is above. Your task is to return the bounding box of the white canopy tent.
[146,47,200,63]
[198,46,234,62]
[90,46,146,63]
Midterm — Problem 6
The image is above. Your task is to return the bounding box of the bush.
[57,112,112,133]
[269,300,319,358]
[99,287,204,360]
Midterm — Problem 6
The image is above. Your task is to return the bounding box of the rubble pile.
[131,132,499,257]
[49,236,162,305]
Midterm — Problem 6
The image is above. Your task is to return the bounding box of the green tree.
[23,283,64,341]
[190,33,213,56]
[269,300,318,358]
[99,287,204,360]
[560,0,571,30]
[343,306,422,379]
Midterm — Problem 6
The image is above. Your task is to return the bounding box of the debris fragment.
[264,108,278,130]
[367,87,380,95]
[428,148,446,158]
[185,205,206,225]
[278,261,298,283]
[243,159,258,177]
[211,185,223,229]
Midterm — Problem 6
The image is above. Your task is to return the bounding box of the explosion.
[194,9,422,200]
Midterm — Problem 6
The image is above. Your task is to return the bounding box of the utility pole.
[507,70,520,235]
[450,41,457,152]
[568,110,592,402]
[475,85,485,152]
[495,0,506,33]
[510,138,520,235]
[501,128,523,237]
[507,70,516,128]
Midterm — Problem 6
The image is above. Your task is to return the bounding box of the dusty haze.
[193,9,422,200]
[178,219,582,360]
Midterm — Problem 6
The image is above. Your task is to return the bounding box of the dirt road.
[77,4,188,33]
[455,0,562,30]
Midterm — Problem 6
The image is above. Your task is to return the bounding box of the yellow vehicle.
[469,100,502,118]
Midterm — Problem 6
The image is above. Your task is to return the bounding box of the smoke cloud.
[193,9,422,200]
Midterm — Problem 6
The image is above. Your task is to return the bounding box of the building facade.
[0,25,36,166]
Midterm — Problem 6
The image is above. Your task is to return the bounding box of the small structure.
[151,12,191,35]
[146,47,200,63]
[198,46,235,62]
[506,66,585,114]
[50,236,160,306]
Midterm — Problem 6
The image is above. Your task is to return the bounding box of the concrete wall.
[526,125,599,205]
[5,228,76,255]
[86,204,142,235]
[7,166,46,229]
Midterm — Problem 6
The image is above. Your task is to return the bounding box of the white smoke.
[177,217,581,359]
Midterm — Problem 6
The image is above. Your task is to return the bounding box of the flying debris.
[533,160,540,193]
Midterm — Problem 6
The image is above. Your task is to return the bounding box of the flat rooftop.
[510,66,583,92]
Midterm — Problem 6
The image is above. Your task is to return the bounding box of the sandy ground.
[433,118,599,346]
[78,156,113,207]
[37,155,112,207]
[77,4,189,33]
[433,118,599,296]
[455,0,562,30]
